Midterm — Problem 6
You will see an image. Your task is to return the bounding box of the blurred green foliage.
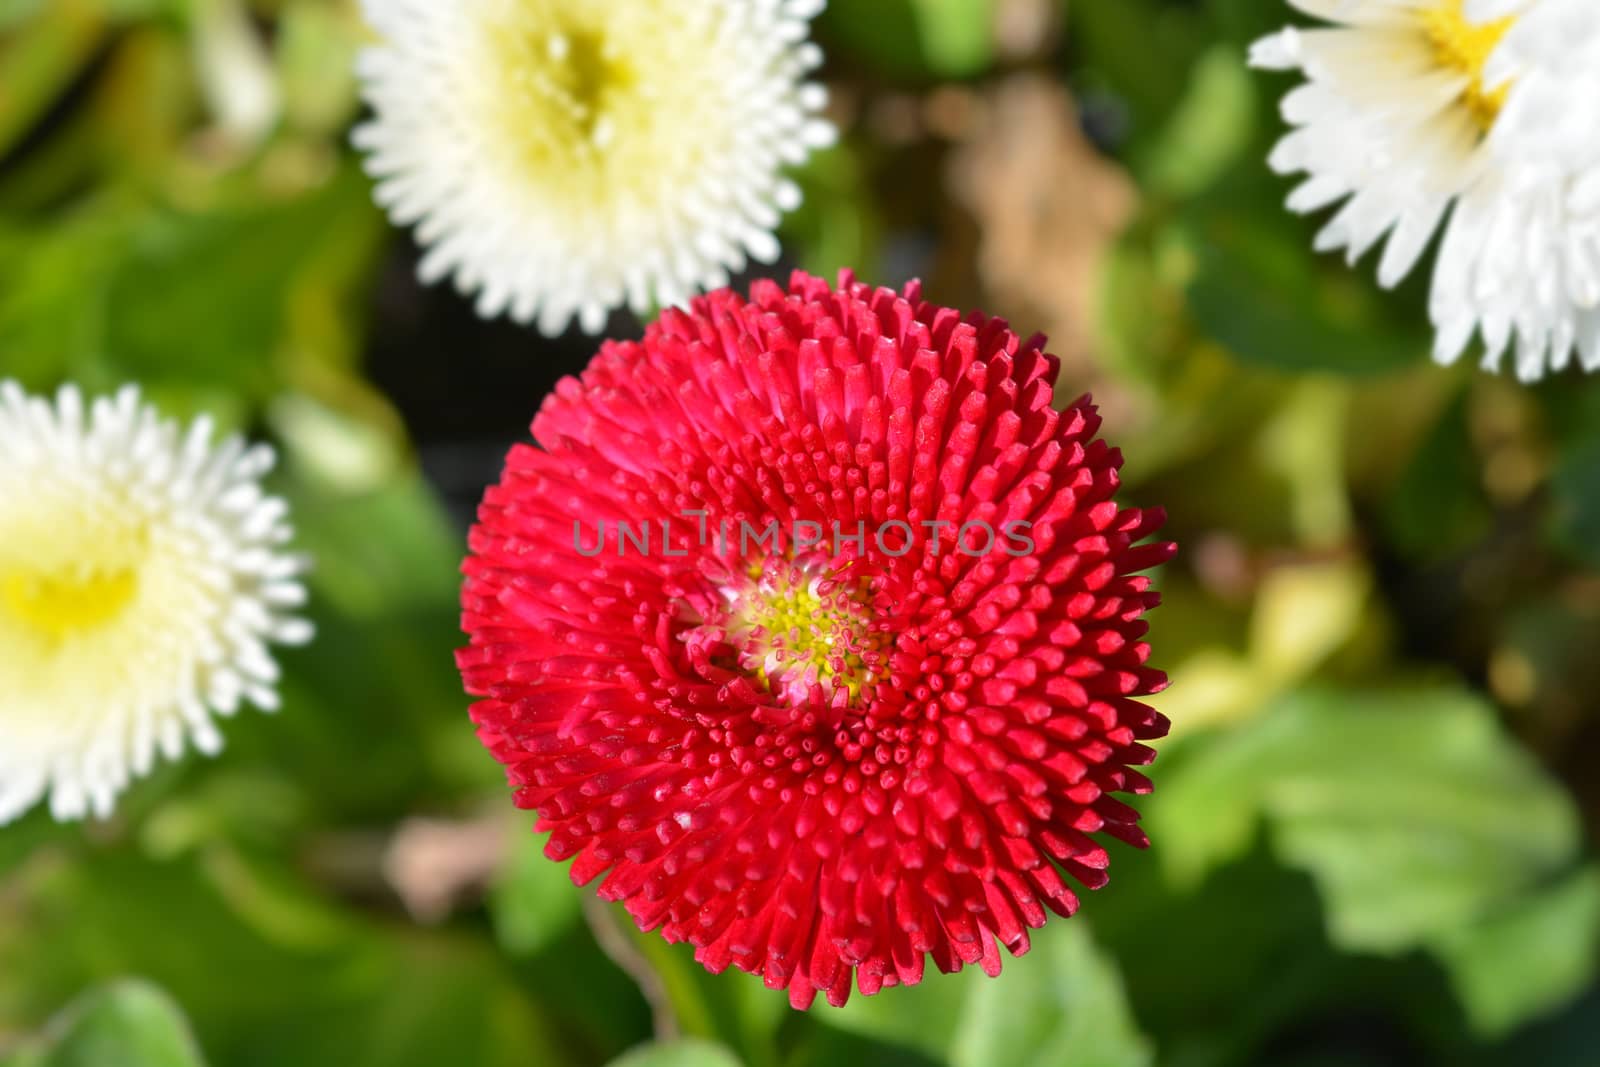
[0,982,207,1067]
[0,1,1597,1066]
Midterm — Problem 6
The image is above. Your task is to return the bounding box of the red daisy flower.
[458,271,1174,1009]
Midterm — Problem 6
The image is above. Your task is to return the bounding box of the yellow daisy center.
[0,503,150,654]
[493,23,636,158]
[479,0,726,219]
[1421,0,1515,131]
[2,568,139,643]
[730,564,886,702]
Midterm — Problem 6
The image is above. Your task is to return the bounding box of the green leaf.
[258,468,491,812]
[949,923,1151,1067]
[0,165,382,399]
[3,981,208,1067]
[826,921,1150,1067]
[0,0,107,158]
[1084,842,1343,1066]
[820,956,970,1058]
[819,0,991,81]
[1485,986,1600,1067]
[1430,866,1600,1037]
[1069,0,1208,154]
[603,1039,745,1067]
[0,196,134,389]
[906,0,992,79]
[0,807,79,879]
[1206,0,1293,47]
[780,143,882,284]
[612,923,784,1067]
[275,1,364,135]
[490,831,584,958]
[818,0,922,80]
[1152,687,1583,954]
[1094,220,1176,388]
[1182,191,1432,376]
[0,848,573,1067]
[268,389,408,495]
[281,469,462,621]
[1143,46,1258,200]
[1549,435,1600,570]
[785,1025,943,1067]
[101,164,383,396]
[1383,387,1493,560]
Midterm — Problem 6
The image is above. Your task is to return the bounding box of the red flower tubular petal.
[458,271,1175,1009]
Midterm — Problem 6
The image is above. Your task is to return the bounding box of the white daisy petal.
[352,0,836,336]
[1255,0,1600,381]
[0,383,311,825]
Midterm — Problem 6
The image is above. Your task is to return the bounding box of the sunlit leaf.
[1143,46,1257,199]
[1430,866,1600,1037]
[102,165,383,396]
[490,830,584,959]
[603,1039,745,1067]
[1154,687,1583,953]
[0,0,106,158]
[820,0,991,80]
[949,923,1151,1067]
[0,981,208,1067]
[907,0,992,79]
[825,922,1150,1067]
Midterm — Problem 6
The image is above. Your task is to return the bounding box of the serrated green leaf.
[1152,687,1582,954]
[825,921,1150,1067]
[1430,866,1600,1037]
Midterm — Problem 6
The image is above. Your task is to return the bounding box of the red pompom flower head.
[458,271,1174,1009]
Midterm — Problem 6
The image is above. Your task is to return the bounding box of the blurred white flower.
[1252,0,1600,380]
[192,0,282,146]
[0,383,312,824]
[352,0,837,336]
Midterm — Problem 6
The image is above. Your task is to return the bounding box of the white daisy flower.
[1432,0,1600,376]
[0,383,312,824]
[352,0,838,336]
[1251,0,1600,380]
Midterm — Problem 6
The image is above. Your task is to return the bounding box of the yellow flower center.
[1421,0,1515,131]
[730,563,886,703]
[493,22,637,159]
[477,0,731,224]
[2,567,138,643]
